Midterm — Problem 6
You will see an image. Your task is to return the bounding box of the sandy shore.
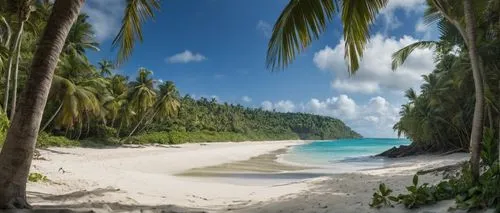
[27,140,471,213]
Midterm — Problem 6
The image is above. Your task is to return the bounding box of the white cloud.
[256,20,272,38]
[313,34,435,94]
[83,0,125,41]
[261,100,295,112]
[379,0,426,32]
[382,0,426,14]
[261,101,274,111]
[166,50,207,64]
[242,96,252,103]
[260,95,401,137]
[305,95,400,137]
[305,95,358,119]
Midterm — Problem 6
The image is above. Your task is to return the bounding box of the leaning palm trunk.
[3,24,23,114]
[10,21,24,120]
[127,111,151,138]
[137,108,160,134]
[463,0,485,183]
[40,102,63,133]
[0,17,12,46]
[0,0,83,208]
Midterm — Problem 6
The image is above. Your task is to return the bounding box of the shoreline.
[27,140,469,212]
[28,140,309,211]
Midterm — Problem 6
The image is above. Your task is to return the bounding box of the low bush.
[369,183,398,208]
[28,172,48,182]
[37,132,80,147]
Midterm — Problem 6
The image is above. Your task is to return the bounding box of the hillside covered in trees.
[141,95,362,143]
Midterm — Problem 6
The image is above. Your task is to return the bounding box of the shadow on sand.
[23,188,206,213]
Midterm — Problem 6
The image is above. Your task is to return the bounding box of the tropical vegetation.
[268,0,498,184]
[371,129,499,210]
[0,0,360,208]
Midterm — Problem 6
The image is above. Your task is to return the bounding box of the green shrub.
[37,132,80,148]
[28,172,48,182]
[397,175,436,208]
[369,183,398,208]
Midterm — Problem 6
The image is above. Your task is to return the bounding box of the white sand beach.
[28,141,471,213]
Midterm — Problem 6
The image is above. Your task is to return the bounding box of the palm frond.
[112,0,160,65]
[341,0,387,74]
[392,41,438,70]
[266,0,336,70]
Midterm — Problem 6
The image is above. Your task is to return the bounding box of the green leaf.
[112,0,161,65]
[392,41,438,70]
[413,174,419,186]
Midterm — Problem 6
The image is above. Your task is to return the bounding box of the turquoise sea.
[281,138,410,172]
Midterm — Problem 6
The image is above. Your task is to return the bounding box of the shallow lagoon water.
[282,138,410,171]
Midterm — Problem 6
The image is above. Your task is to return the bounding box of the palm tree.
[104,75,128,127]
[267,0,487,183]
[126,68,156,137]
[155,81,181,119]
[64,14,100,60]
[98,59,114,77]
[0,1,82,208]
[0,0,160,208]
[136,81,181,133]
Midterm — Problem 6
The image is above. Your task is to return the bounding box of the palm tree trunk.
[117,120,123,137]
[128,111,150,137]
[487,105,493,129]
[0,17,12,47]
[10,21,24,120]
[3,24,23,114]
[40,102,63,133]
[0,0,83,208]
[111,113,116,128]
[137,108,160,133]
[77,121,83,140]
[463,0,485,183]
[85,112,90,137]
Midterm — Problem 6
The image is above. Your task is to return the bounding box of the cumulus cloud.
[83,0,125,41]
[256,20,272,38]
[242,96,252,103]
[166,50,207,64]
[313,34,435,94]
[261,95,401,137]
[379,0,426,32]
[261,100,295,112]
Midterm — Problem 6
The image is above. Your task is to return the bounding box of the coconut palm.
[136,81,181,134]
[98,59,114,77]
[104,74,128,127]
[155,81,180,119]
[0,0,160,207]
[126,68,156,137]
[64,14,100,60]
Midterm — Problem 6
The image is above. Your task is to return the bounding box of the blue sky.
[83,0,438,138]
